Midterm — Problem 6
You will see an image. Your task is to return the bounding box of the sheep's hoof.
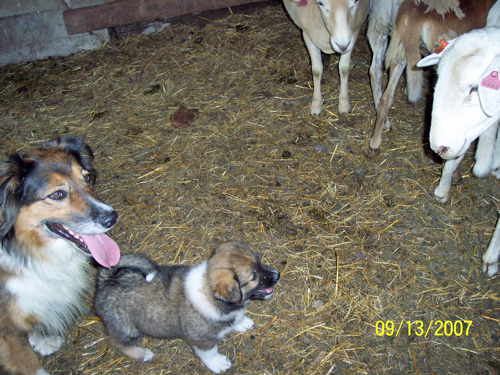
[369,145,380,156]
[310,103,322,116]
[452,169,462,183]
[483,262,498,277]
[338,102,351,114]
[433,189,449,204]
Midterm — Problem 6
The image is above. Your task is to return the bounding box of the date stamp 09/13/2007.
[375,320,473,338]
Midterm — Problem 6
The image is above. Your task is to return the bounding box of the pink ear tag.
[481,71,500,91]
[432,39,448,54]
[298,0,308,6]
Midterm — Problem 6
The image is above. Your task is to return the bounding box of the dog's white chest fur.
[1,240,90,334]
[185,262,245,324]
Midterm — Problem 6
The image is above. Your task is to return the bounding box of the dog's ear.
[0,154,28,239]
[211,269,242,304]
[45,136,97,184]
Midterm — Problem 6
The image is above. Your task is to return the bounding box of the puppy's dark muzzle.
[261,265,280,286]
[248,265,280,301]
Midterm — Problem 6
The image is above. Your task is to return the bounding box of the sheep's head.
[417,28,500,160]
[315,0,369,54]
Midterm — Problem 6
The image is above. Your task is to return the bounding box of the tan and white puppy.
[94,242,280,374]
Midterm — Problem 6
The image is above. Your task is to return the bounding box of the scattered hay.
[0,2,498,374]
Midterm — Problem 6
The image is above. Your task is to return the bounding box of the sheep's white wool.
[416,0,465,19]
[417,26,500,276]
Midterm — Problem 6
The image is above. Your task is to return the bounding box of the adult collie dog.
[0,136,121,375]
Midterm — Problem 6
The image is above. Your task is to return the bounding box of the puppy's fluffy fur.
[94,242,280,374]
[0,136,120,375]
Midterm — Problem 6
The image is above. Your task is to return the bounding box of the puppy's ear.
[211,269,242,304]
[0,154,27,239]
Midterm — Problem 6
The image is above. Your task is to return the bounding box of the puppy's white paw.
[203,353,231,374]
[193,345,231,374]
[35,368,51,375]
[141,349,154,362]
[119,345,155,361]
[233,316,254,333]
[29,332,64,356]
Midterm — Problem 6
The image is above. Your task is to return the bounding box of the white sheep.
[283,0,370,115]
[368,0,497,153]
[417,25,500,276]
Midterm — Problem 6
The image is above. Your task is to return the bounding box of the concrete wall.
[0,0,267,66]
[0,0,109,66]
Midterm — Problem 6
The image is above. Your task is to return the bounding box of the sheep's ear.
[417,53,442,68]
[417,38,456,68]
[478,54,500,117]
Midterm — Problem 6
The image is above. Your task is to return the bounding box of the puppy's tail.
[96,253,159,285]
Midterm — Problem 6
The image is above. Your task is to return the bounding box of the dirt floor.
[0,2,499,374]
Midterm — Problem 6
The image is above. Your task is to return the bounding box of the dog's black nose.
[262,265,280,284]
[272,269,280,283]
[101,210,118,228]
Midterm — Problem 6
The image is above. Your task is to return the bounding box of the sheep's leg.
[491,124,500,178]
[338,50,352,114]
[473,123,498,177]
[369,61,406,152]
[482,211,500,277]
[303,32,323,115]
[367,20,389,110]
[434,154,464,204]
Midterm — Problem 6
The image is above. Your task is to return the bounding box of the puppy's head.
[0,136,120,267]
[207,242,280,305]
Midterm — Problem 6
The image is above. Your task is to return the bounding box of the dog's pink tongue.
[79,233,120,268]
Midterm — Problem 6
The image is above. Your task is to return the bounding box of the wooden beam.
[63,0,267,35]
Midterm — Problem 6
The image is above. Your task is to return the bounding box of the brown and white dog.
[94,242,280,374]
[0,136,121,375]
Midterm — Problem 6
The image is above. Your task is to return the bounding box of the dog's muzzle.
[250,265,280,300]
[99,209,118,229]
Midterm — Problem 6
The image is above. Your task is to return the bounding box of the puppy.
[0,136,121,375]
[94,242,280,373]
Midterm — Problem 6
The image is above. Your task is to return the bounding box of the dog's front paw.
[194,345,231,374]
[203,353,232,374]
[233,316,254,333]
[29,332,64,356]
[35,368,51,375]
[141,349,154,362]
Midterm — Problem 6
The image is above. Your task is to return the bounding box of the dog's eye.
[49,190,67,200]
[83,173,91,183]
[251,272,258,281]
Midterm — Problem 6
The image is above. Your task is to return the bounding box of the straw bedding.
[0,2,498,374]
